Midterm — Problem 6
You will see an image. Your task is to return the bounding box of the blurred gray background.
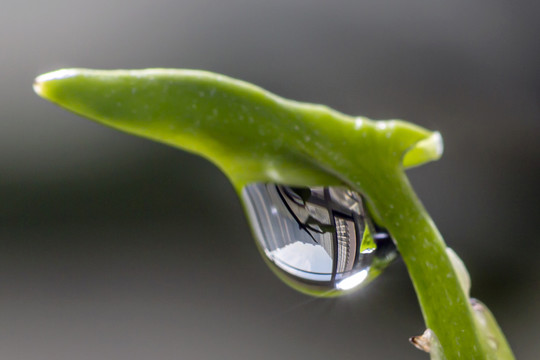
[1,0,538,359]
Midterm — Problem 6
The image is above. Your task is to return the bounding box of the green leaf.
[33,69,439,192]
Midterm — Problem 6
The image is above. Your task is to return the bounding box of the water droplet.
[354,117,364,130]
[376,122,387,130]
[242,183,397,294]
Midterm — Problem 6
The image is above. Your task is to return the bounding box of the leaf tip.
[402,130,444,168]
[33,69,80,100]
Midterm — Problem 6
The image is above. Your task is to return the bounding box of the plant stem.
[34,68,515,359]
[365,171,484,359]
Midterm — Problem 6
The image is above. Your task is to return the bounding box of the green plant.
[34,68,514,359]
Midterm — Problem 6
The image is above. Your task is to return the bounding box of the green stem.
[368,172,483,359]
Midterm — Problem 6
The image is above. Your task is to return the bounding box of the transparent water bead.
[242,183,397,294]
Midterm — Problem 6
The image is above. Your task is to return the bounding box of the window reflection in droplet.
[242,183,397,294]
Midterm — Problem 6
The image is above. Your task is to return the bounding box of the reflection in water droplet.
[242,183,397,294]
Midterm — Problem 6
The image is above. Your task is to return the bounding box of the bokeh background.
[1,0,539,359]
